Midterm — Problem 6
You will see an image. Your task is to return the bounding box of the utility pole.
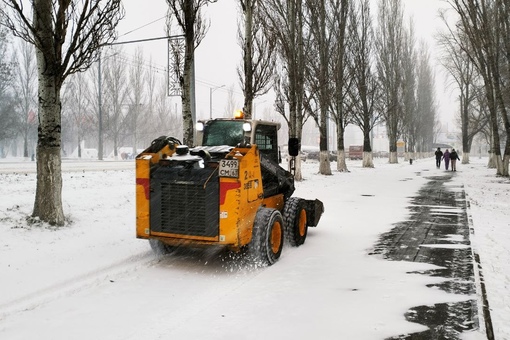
[98,52,103,160]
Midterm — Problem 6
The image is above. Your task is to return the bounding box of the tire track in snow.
[0,250,154,320]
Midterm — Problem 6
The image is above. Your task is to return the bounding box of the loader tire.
[249,208,284,266]
[283,197,308,247]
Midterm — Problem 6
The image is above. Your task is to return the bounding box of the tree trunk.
[336,123,348,172]
[242,0,254,119]
[113,136,119,159]
[78,135,82,158]
[293,155,303,181]
[319,111,332,175]
[503,154,510,177]
[388,131,398,164]
[336,149,348,172]
[23,134,29,158]
[362,129,373,168]
[319,151,332,175]
[182,39,194,146]
[363,151,374,168]
[462,152,469,164]
[488,149,496,168]
[388,119,399,164]
[31,0,64,226]
[32,69,64,226]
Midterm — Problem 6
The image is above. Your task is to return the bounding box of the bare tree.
[0,26,16,152]
[85,61,101,156]
[375,0,406,164]
[237,0,276,118]
[224,84,239,118]
[62,72,92,158]
[466,83,490,161]
[0,0,124,225]
[13,40,37,158]
[0,26,12,100]
[414,43,437,158]
[305,0,333,175]
[155,78,182,139]
[144,56,158,147]
[400,25,418,161]
[166,0,215,146]
[447,0,510,176]
[127,47,146,155]
[103,48,128,159]
[325,0,351,172]
[438,24,479,164]
[347,0,381,168]
[261,0,308,180]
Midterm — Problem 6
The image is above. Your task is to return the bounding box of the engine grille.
[150,166,219,238]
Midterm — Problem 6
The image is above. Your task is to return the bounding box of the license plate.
[219,159,239,178]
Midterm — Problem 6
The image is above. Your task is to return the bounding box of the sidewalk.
[370,170,484,339]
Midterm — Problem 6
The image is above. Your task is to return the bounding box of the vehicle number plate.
[219,159,239,178]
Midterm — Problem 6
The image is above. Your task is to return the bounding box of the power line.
[107,35,182,46]
[118,16,167,39]
[103,51,167,74]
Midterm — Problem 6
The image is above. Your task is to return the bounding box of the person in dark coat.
[435,147,443,168]
[442,149,450,170]
[449,148,460,171]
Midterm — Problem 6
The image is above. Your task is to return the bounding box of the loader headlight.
[196,122,204,131]
[242,123,251,132]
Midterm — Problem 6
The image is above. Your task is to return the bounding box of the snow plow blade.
[304,199,324,227]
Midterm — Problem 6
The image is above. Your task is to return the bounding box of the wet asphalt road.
[370,169,489,339]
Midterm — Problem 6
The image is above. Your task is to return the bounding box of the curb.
[466,196,495,339]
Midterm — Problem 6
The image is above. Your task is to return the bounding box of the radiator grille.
[160,182,208,235]
[150,167,219,238]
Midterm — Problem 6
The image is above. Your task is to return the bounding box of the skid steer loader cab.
[196,118,281,164]
[136,116,324,266]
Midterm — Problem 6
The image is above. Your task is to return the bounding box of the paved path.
[370,170,480,339]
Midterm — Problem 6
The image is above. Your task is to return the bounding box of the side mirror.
[288,137,300,157]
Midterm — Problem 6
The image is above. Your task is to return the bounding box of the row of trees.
[0,36,181,160]
[0,26,37,157]
[66,48,184,159]
[440,0,510,176]
[1,0,506,226]
[233,0,437,178]
[0,0,438,225]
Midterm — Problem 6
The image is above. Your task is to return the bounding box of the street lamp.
[209,85,225,119]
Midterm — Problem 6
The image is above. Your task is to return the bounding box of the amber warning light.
[234,110,244,119]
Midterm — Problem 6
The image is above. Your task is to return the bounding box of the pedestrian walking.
[449,148,460,171]
[442,149,450,170]
[435,147,443,168]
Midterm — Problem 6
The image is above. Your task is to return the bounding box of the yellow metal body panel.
[135,145,176,239]
[135,143,286,251]
[135,155,151,239]
[218,146,263,248]
[261,194,285,211]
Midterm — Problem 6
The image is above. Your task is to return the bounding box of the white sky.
[116,0,457,127]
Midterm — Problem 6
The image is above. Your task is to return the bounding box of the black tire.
[283,197,308,247]
[248,208,284,266]
[149,239,174,256]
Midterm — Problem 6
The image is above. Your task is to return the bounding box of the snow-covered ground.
[0,156,508,339]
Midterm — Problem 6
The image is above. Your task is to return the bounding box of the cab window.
[255,124,278,163]
[202,120,245,146]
